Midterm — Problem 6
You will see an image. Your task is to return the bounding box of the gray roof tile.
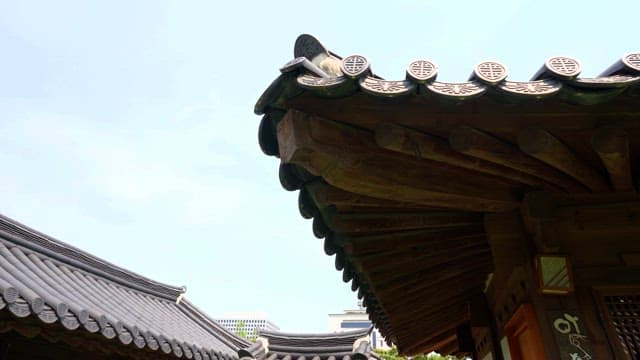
[0,214,249,359]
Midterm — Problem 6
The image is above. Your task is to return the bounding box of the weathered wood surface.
[277,110,520,212]
[400,322,464,355]
[517,127,610,192]
[555,201,640,233]
[327,211,481,234]
[351,234,487,265]
[375,122,553,189]
[268,70,640,356]
[591,126,635,192]
[341,225,484,255]
[370,259,492,295]
[449,126,587,192]
[305,181,431,210]
[288,92,640,135]
[361,244,490,279]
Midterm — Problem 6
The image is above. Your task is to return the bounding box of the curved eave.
[254,34,640,354]
[0,215,245,360]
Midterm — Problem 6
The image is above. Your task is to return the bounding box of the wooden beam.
[371,269,491,310]
[393,311,468,336]
[342,225,485,256]
[277,110,521,212]
[554,201,640,233]
[327,211,482,234]
[517,127,610,192]
[370,258,492,294]
[375,122,554,189]
[356,240,489,272]
[591,126,635,192]
[391,304,467,335]
[449,126,587,193]
[353,234,487,265]
[306,181,432,210]
[288,92,640,134]
[380,274,487,314]
[401,325,459,355]
[398,319,466,355]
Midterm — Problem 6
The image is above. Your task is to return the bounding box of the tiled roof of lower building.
[0,214,249,359]
[238,327,379,360]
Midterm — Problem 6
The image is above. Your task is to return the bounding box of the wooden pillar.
[520,194,619,359]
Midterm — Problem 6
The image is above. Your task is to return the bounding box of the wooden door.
[503,304,546,360]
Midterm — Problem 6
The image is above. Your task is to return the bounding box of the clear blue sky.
[0,1,637,332]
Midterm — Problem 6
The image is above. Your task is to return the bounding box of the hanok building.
[0,214,250,359]
[238,326,379,360]
[255,34,640,359]
[0,213,383,360]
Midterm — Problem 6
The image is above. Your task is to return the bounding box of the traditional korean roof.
[257,35,640,119]
[255,34,640,355]
[0,214,249,359]
[238,327,379,360]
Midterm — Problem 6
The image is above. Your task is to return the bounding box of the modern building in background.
[328,303,391,350]
[216,312,280,338]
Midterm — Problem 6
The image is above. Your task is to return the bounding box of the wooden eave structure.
[255,34,640,355]
[238,327,379,360]
[0,214,249,359]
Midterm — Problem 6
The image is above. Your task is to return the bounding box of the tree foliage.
[235,320,249,340]
[234,320,258,342]
[376,346,462,360]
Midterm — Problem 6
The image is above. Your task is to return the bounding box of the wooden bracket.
[522,192,561,252]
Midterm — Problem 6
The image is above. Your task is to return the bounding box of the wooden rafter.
[327,211,482,234]
[449,126,587,192]
[277,110,521,212]
[517,127,610,192]
[375,122,555,189]
[342,225,485,256]
[306,181,431,210]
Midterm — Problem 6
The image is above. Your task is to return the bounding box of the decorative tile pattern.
[499,79,561,96]
[406,60,437,83]
[546,56,581,78]
[623,53,640,72]
[359,77,415,97]
[426,81,486,98]
[297,74,347,89]
[475,61,508,84]
[341,55,370,79]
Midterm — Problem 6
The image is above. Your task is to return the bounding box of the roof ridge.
[259,326,372,339]
[180,299,251,351]
[0,213,184,300]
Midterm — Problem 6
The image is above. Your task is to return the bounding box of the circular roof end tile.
[474,61,508,84]
[406,60,438,83]
[622,53,640,73]
[545,56,581,79]
[341,55,370,79]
